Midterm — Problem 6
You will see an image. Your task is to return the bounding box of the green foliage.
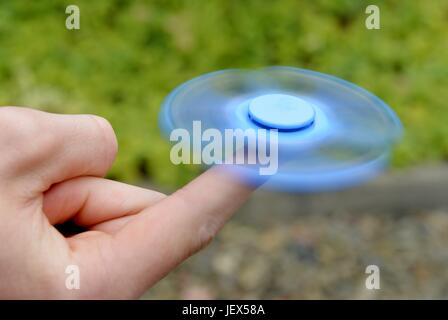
[0,0,447,187]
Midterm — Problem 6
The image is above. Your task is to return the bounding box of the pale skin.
[0,107,253,299]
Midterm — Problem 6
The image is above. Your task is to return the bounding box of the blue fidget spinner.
[159,67,402,192]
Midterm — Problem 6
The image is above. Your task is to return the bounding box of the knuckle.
[0,106,56,152]
[197,217,221,250]
[1,107,42,139]
[172,187,222,252]
[0,107,37,138]
[0,107,58,175]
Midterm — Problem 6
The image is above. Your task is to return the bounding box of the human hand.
[0,107,253,299]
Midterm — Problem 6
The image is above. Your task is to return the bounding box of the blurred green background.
[0,0,447,189]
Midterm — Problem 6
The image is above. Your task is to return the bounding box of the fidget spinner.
[159,67,402,192]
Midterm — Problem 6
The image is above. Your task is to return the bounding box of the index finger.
[111,166,254,293]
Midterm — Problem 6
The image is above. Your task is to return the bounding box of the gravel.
[142,207,448,299]
[141,166,448,299]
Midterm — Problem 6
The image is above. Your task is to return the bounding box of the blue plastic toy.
[159,67,402,192]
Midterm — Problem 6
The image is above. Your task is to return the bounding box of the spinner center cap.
[248,94,315,130]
